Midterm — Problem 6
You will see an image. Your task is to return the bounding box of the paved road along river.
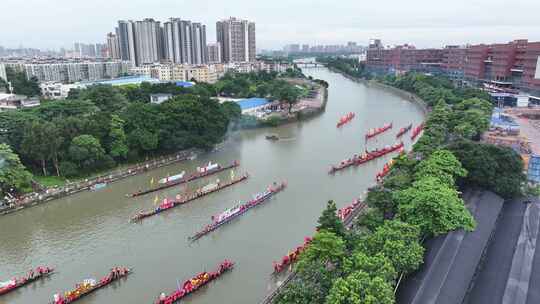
[0,68,425,304]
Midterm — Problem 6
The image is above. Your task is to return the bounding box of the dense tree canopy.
[325,270,395,304]
[358,220,424,274]
[296,231,346,272]
[0,82,240,178]
[0,143,32,196]
[414,149,467,187]
[317,200,346,237]
[2,67,40,97]
[395,177,475,236]
[448,140,526,198]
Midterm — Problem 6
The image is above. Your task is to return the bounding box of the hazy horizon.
[1,0,539,50]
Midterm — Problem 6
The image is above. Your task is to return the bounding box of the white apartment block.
[21,61,131,83]
[0,63,6,82]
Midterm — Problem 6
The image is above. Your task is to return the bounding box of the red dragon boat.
[411,123,425,140]
[155,260,234,304]
[329,142,404,174]
[127,161,240,198]
[51,267,130,304]
[376,159,395,182]
[0,266,54,296]
[336,112,355,128]
[131,173,249,222]
[272,237,313,274]
[396,123,413,138]
[190,182,287,241]
[272,199,368,274]
[365,122,393,140]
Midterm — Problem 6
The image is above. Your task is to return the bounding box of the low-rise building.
[150,93,173,104]
[0,93,40,111]
[40,82,82,99]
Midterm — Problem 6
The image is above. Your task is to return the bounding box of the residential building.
[40,82,81,99]
[117,20,137,66]
[150,93,173,104]
[133,18,162,66]
[21,61,131,83]
[207,43,221,63]
[366,43,444,75]
[0,63,6,82]
[191,23,208,64]
[0,93,40,111]
[442,45,467,80]
[121,18,208,66]
[366,39,540,97]
[107,33,121,59]
[216,17,256,63]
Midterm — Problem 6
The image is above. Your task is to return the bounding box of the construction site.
[483,107,540,179]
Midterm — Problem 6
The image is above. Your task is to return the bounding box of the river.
[0,68,425,304]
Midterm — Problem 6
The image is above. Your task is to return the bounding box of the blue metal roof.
[175,81,194,88]
[237,98,270,110]
[91,76,160,86]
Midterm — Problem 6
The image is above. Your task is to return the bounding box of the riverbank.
[0,80,326,217]
[0,149,197,216]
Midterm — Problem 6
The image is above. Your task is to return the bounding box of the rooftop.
[397,190,505,304]
[237,97,270,110]
[84,75,161,86]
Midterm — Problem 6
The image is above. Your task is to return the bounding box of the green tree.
[108,115,128,160]
[68,135,106,170]
[358,220,424,274]
[414,149,467,186]
[276,82,300,113]
[78,85,128,112]
[275,260,338,304]
[325,270,395,304]
[20,121,58,176]
[297,231,346,272]
[395,177,475,236]
[344,252,397,282]
[127,128,159,157]
[4,67,40,96]
[365,187,396,220]
[448,140,526,198]
[0,143,33,195]
[317,200,346,237]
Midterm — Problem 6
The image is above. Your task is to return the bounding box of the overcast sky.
[2,0,539,50]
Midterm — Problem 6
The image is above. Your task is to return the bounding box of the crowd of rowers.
[273,237,313,273]
[337,112,355,127]
[156,260,234,304]
[337,199,361,222]
[52,267,129,304]
[376,159,395,182]
[0,266,53,292]
[365,122,393,139]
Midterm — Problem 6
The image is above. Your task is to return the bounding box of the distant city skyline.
[1,0,539,50]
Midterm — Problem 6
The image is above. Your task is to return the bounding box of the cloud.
[0,0,539,49]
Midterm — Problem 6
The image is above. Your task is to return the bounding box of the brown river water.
[0,68,425,304]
